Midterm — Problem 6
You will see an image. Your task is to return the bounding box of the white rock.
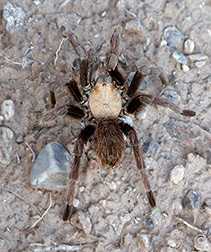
[169,164,185,184]
[195,60,207,68]
[184,39,195,54]
[182,64,190,72]
[73,198,80,208]
[188,54,208,61]
[167,239,177,248]
[1,100,15,121]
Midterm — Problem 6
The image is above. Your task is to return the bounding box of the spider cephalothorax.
[35,26,195,221]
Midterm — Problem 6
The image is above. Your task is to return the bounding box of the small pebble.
[0,127,14,166]
[73,198,80,208]
[137,110,147,120]
[124,19,143,34]
[3,3,26,34]
[108,181,117,191]
[1,100,15,121]
[172,200,183,216]
[184,39,195,54]
[150,206,160,224]
[182,64,190,72]
[188,54,208,62]
[182,190,199,210]
[30,142,72,190]
[163,26,184,48]
[195,60,207,68]
[15,215,21,224]
[143,141,160,156]
[79,186,85,192]
[16,133,24,144]
[32,0,44,5]
[162,90,180,102]
[145,218,154,231]
[172,51,188,64]
[158,150,169,159]
[169,164,185,184]
[167,239,177,248]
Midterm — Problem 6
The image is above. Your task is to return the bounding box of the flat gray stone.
[182,190,199,210]
[172,51,188,64]
[30,142,72,191]
[163,26,184,48]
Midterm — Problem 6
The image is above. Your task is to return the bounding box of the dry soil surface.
[0,0,211,251]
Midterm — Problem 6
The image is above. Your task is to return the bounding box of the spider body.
[89,80,122,119]
[35,26,195,221]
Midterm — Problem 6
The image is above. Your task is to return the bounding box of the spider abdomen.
[94,119,125,167]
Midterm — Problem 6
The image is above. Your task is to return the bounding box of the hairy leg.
[126,65,168,98]
[107,28,125,87]
[126,93,195,117]
[119,122,156,208]
[32,104,85,130]
[126,70,145,98]
[66,79,83,103]
[63,125,96,220]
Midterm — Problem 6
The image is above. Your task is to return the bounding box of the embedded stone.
[30,142,72,190]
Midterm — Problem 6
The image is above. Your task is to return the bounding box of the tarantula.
[35,26,195,221]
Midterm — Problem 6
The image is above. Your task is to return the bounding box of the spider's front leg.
[63,124,96,221]
[107,28,125,87]
[60,26,98,88]
[119,122,156,208]
[126,66,169,99]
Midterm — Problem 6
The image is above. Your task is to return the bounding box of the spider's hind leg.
[119,122,156,208]
[126,93,195,117]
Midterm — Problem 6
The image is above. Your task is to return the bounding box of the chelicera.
[35,26,195,221]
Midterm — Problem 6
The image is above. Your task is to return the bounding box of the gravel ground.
[0,0,211,251]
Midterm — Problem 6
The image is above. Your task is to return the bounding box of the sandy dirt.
[0,0,211,251]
